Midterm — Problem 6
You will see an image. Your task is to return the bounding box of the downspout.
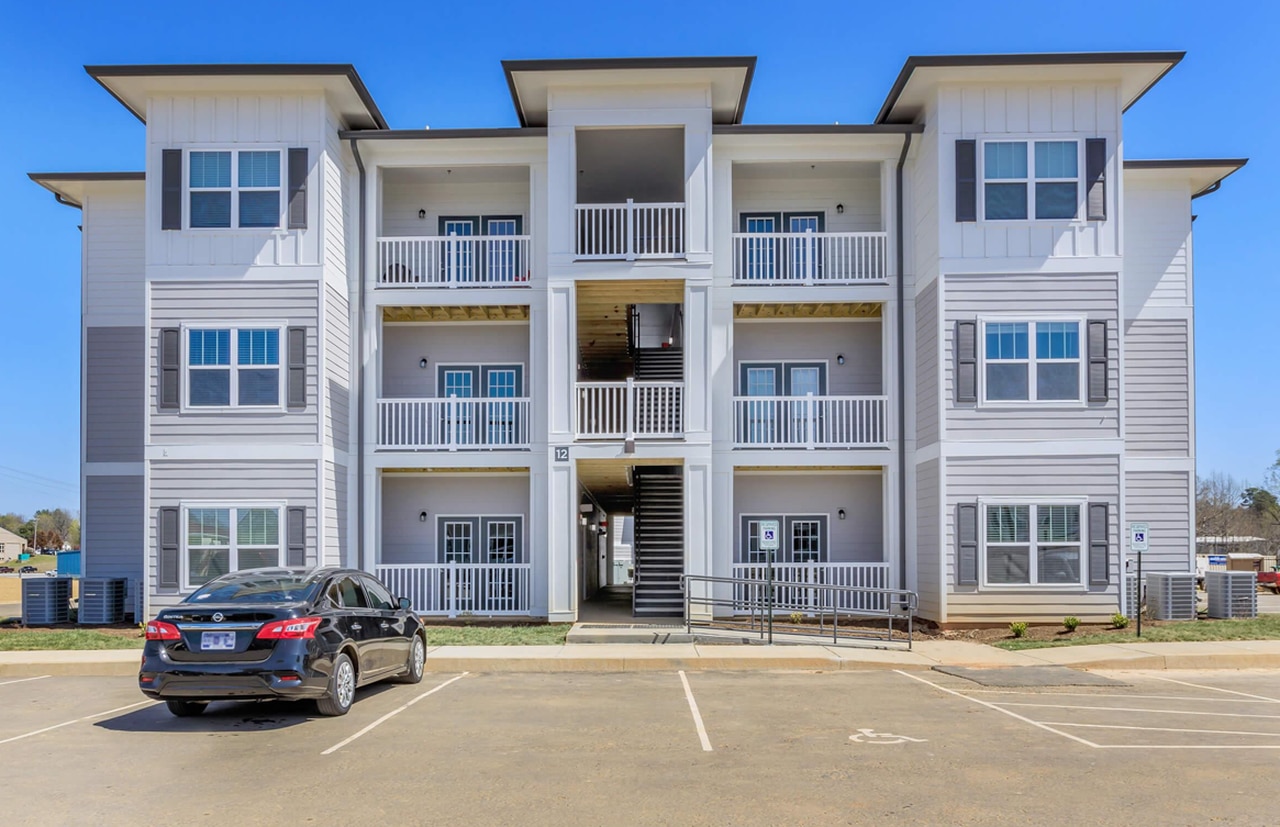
[350,138,367,570]
[895,130,913,598]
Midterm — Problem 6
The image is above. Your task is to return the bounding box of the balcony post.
[626,376,636,441]
[804,228,815,285]
[447,233,457,288]
[806,391,815,450]
[625,198,636,261]
[447,561,457,619]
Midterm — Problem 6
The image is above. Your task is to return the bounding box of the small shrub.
[1111,613,1130,629]
[1008,621,1029,638]
[788,611,804,625]
[1062,616,1080,633]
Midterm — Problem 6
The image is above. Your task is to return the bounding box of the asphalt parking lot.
[2,668,1276,825]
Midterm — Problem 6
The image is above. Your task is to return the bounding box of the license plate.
[201,631,236,651]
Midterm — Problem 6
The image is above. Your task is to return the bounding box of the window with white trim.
[189,150,283,229]
[983,321,1081,403]
[790,519,822,563]
[443,521,473,563]
[983,503,1083,586]
[186,327,281,408]
[185,506,282,588]
[983,140,1080,221]
[486,520,516,563]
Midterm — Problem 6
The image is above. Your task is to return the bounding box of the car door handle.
[350,623,362,631]
[379,622,390,629]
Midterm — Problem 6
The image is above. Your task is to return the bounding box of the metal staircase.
[632,347,683,380]
[632,468,685,617]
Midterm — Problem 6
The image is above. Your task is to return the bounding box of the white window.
[185,506,282,588]
[188,149,283,229]
[983,502,1084,587]
[982,140,1080,221]
[790,519,822,563]
[186,327,282,408]
[486,520,517,563]
[982,320,1082,403]
[443,521,473,563]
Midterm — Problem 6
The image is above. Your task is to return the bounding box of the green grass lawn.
[0,629,144,651]
[424,624,572,646]
[993,614,1280,650]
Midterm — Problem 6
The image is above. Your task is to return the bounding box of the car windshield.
[186,575,320,604]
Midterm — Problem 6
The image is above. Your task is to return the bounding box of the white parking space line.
[0,699,156,746]
[1041,722,1280,738]
[991,702,1280,721]
[322,673,468,756]
[678,671,713,752]
[0,676,50,688]
[958,689,1274,704]
[894,670,1099,748]
[1144,674,1280,703]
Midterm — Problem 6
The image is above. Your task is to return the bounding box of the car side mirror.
[398,597,413,611]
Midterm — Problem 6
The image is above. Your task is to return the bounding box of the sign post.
[1129,522,1150,637]
[759,519,780,645]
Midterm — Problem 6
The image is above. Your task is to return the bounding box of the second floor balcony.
[575,200,686,260]
[731,230,887,284]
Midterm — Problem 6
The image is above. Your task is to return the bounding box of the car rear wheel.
[316,653,356,716]
[165,700,208,717]
[393,633,426,684]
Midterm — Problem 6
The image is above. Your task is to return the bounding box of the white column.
[710,464,734,617]
[685,461,713,621]
[546,459,577,621]
[684,282,712,440]
[546,122,575,268]
[684,113,713,264]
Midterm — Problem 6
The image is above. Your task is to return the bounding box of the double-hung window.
[983,140,1080,221]
[186,327,281,408]
[189,150,282,229]
[983,321,1081,403]
[983,502,1083,587]
[185,506,281,588]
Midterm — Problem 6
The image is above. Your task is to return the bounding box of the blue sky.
[1,0,1276,515]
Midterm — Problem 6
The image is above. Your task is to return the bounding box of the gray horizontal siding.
[916,280,939,447]
[324,282,350,449]
[148,460,319,607]
[915,459,941,621]
[325,460,348,567]
[1123,319,1190,455]
[945,454,1120,624]
[734,320,882,395]
[1125,470,1192,573]
[149,281,319,444]
[85,475,145,582]
[733,473,884,564]
[86,327,144,462]
[381,474,529,565]
[944,273,1119,441]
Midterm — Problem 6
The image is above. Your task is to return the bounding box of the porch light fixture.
[837,354,845,365]
[836,203,844,214]
[838,509,846,520]
[418,209,426,220]
[419,511,428,522]
[419,358,428,369]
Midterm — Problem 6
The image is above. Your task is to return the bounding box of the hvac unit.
[1205,571,1257,619]
[78,578,127,624]
[1146,572,1196,621]
[1125,574,1140,619]
[22,576,72,626]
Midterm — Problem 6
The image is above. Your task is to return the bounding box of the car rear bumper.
[140,671,328,701]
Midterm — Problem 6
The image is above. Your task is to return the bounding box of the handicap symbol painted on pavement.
[849,728,928,745]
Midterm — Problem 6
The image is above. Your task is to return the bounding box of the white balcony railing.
[377,236,532,287]
[376,563,532,617]
[731,563,892,614]
[377,398,531,450]
[576,380,684,440]
[731,231,888,284]
[733,395,889,448]
[575,200,686,260]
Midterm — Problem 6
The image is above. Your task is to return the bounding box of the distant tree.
[68,518,80,549]
[1196,473,1252,542]
[0,512,28,538]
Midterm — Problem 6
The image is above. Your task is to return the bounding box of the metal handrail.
[681,573,917,649]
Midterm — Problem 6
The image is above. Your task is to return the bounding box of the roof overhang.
[85,64,388,130]
[876,52,1185,124]
[1124,158,1248,198]
[28,171,145,208]
[502,56,756,127]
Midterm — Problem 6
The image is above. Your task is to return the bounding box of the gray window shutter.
[287,148,308,230]
[159,328,181,411]
[955,320,978,404]
[161,149,182,230]
[286,507,306,566]
[1089,503,1110,585]
[158,507,180,589]
[956,503,979,586]
[1087,320,1108,403]
[955,140,977,222]
[1085,138,1107,221]
[287,327,307,410]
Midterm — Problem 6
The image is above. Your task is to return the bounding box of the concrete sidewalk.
[3,638,1280,678]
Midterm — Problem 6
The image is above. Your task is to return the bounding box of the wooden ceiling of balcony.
[733,302,882,320]
[382,305,530,322]
[576,280,684,377]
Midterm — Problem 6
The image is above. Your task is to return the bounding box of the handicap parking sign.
[1129,522,1149,552]
[759,519,780,551]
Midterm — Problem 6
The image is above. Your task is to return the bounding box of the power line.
[0,465,78,490]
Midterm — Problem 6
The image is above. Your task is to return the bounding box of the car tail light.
[256,617,323,640]
[145,620,181,641]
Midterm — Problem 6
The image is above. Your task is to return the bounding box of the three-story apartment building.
[32,52,1243,625]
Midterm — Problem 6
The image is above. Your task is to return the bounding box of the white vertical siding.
[1124,470,1193,574]
[1123,319,1190,455]
[84,184,145,327]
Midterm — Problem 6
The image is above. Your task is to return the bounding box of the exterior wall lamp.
[418,209,426,220]
[836,354,845,365]
[836,203,844,214]
[838,509,846,520]
[419,511,428,522]
[419,358,428,369]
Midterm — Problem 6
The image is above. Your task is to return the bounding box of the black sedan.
[140,567,426,717]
